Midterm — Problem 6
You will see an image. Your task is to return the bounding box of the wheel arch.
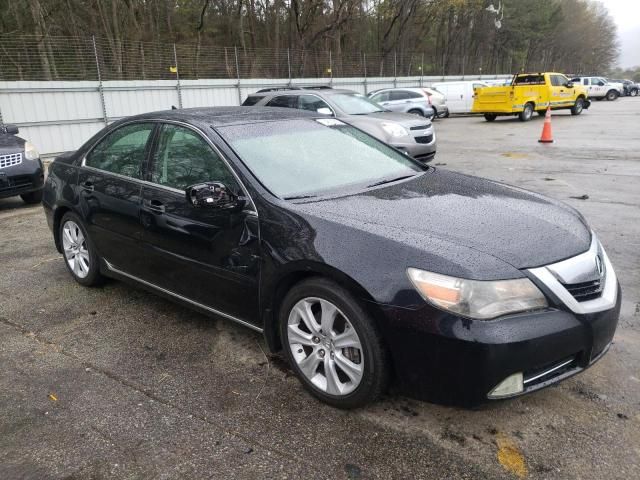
[262,262,385,353]
[52,205,73,253]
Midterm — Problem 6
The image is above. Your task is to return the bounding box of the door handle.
[81,181,94,192]
[144,199,166,213]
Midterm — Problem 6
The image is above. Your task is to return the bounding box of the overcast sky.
[601,0,640,68]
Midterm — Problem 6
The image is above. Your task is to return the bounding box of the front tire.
[20,189,43,204]
[606,90,619,101]
[279,278,388,409]
[408,109,425,117]
[630,88,638,97]
[571,97,585,115]
[518,103,534,121]
[59,212,103,286]
[484,113,497,122]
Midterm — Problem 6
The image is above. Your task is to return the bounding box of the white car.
[570,76,622,101]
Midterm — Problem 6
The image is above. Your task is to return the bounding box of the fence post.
[92,36,108,126]
[234,46,242,105]
[287,49,292,86]
[420,53,424,87]
[363,52,367,94]
[173,43,183,108]
[393,51,397,88]
[329,49,333,86]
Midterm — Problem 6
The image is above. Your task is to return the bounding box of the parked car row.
[243,88,437,162]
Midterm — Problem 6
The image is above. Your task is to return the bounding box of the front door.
[549,74,573,109]
[140,123,260,324]
[78,122,155,276]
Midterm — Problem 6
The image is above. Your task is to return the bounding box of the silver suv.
[368,88,447,118]
[243,89,436,162]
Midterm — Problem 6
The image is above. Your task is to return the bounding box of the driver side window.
[150,124,237,191]
[85,122,154,179]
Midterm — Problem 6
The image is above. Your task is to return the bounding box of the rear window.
[513,75,545,85]
[242,95,261,106]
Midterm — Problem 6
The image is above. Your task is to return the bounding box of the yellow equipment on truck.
[472,72,590,122]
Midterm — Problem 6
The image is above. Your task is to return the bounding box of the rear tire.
[518,103,534,121]
[408,109,425,117]
[484,113,497,122]
[279,277,389,409]
[59,212,104,287]
[606,90,619,101]
[571,97,585,115]
[20,189,43,204]
[630,88,638,97]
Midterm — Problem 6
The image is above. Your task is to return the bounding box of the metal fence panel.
[0,74,511,159]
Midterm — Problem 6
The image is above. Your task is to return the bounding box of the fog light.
[487,372,524,399]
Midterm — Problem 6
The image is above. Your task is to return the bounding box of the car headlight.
[24,141,39,161]
[407,268,548,320]
[381,123,409,138]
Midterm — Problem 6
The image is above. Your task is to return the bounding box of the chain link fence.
[0,35,519,82]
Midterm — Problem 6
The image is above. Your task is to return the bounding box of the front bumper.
[0,160,44,199]
[391,131,437,163]
[377,287,620,407]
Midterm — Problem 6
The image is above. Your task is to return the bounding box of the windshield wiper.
[367,174,415,188]
[283,194,317,200]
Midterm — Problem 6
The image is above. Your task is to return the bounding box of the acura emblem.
[595,255,604,277]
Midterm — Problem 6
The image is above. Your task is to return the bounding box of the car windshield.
[329,93,385,114]
[218,118,423,199]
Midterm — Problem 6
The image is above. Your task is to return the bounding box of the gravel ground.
[1,98,639,479]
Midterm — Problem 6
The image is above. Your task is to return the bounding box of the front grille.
[410,124,430,131]
[0,152,22,169]
[415,134,433,144]
[563,279,603,302]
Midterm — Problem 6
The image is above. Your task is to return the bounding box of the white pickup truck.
[570,76,623,101]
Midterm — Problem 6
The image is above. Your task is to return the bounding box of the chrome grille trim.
[0,152,23,169]
[527,233,618,315]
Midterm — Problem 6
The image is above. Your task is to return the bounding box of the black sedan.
[42,107,620,408]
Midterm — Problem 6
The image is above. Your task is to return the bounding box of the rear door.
[78,122,155,276]
[139,122,260,324]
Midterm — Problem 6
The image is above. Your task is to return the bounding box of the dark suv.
[0,124,44,204]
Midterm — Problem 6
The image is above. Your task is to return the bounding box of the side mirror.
[316,107,333,115]
[186,182,245,210]
[2,124,19,135]
[565,81,574,88]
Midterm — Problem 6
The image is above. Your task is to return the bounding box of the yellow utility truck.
[472,72,590,122]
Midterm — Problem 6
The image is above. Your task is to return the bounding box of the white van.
[430,80,490,114]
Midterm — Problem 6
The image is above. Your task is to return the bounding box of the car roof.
[119,106,318,127]
[248,88,355,98]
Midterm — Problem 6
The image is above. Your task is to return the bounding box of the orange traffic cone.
[538,107,554,143]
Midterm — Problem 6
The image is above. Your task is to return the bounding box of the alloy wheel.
[62,220,90,279]
[287,297,364,396]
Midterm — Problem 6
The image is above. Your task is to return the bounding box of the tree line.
[0,0,620,81]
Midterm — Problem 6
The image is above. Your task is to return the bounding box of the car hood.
[344,111,431,128]
[291,169,591,272]
[0,134,25,154]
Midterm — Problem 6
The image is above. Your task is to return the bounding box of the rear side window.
[242,95,261,106]
[85,123,154,179]
[267,95,298,109]
[389,91,411,100]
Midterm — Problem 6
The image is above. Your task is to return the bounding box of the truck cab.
[472,72,590,122]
